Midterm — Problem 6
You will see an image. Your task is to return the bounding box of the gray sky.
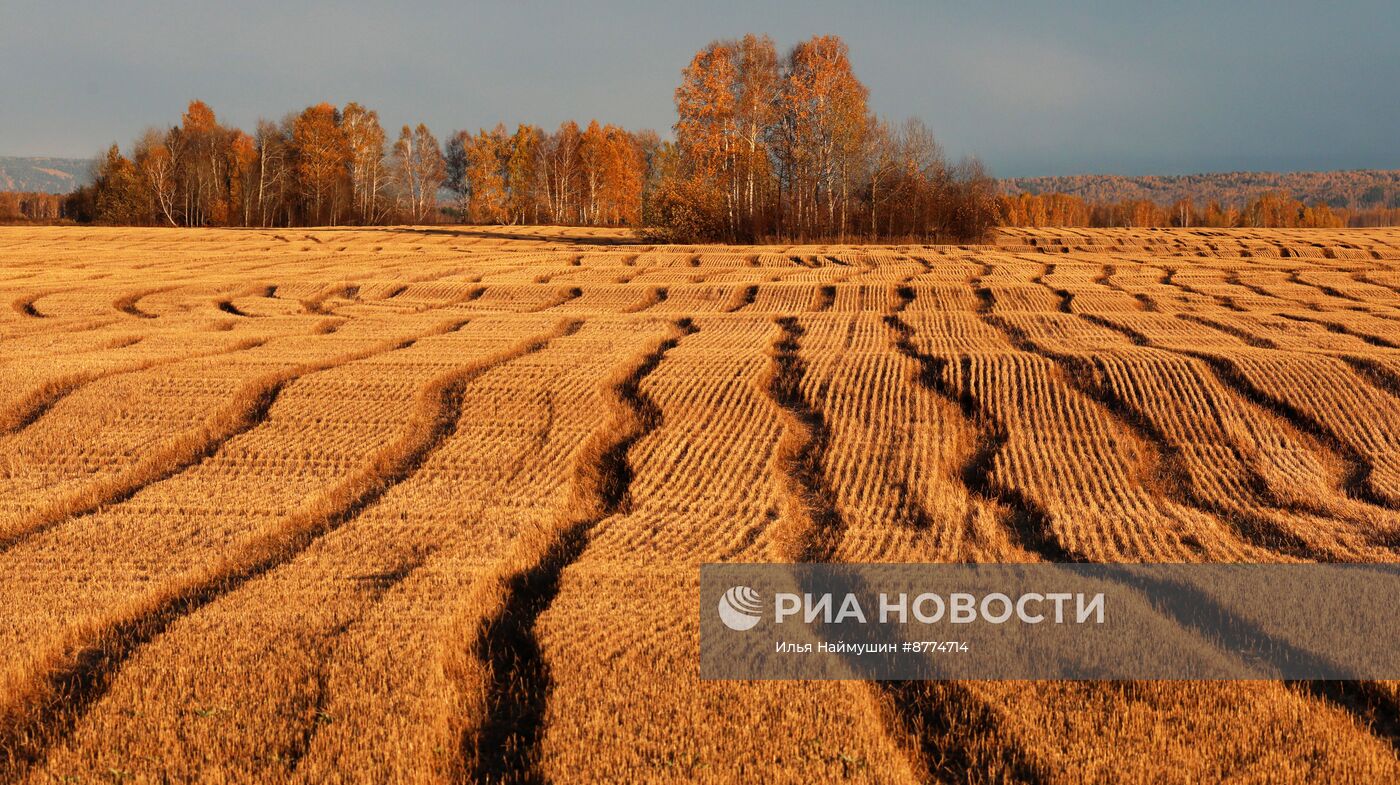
[3,1,1397,177]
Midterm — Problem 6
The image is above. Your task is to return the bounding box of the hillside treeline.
[1002,170,1400,212]
[995,190,1397,229]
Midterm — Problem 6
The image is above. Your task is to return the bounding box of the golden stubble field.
[1,224,1399,784]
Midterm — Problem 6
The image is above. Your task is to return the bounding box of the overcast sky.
[3,1,1396,177]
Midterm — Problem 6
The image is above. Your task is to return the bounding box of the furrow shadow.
[466,319,695,785]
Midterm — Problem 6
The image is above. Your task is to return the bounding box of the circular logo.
[718,586,763,631]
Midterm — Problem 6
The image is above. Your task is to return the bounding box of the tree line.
[0,192,64,223]
[65,98,665,232]
[1001,170,1400,213]
[44,33,1393,238]
[64,101,450,227]
[995,190,1391,229]
[445,121,653,226]
[61,34,997,241]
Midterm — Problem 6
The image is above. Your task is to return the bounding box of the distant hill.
[999,169,1400,210]
[0,156,94,194]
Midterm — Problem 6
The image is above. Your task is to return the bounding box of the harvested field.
[2,224,1399,783]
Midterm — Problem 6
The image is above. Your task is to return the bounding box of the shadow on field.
[384,226,646,245]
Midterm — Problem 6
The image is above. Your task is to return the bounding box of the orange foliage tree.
[292,104,349,225]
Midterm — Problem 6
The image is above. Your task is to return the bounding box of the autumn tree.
[1300,202,1342,228]
[176,100,234,225]
[0,192,65,222]
[506,124,543,224]
[599,125,645,225]
[225,130,256,225]
[1169,197,1195,228]
[391,123,446,223]
[463,125,510,223]
[673,40,739,238]
[444,130,471,217]
[250,119,291,226]
[93,145,148,225]
[579,120,609,224]
[646,149,727,241]
[291,103,349,224]
[733,35,780,235]
[773,35,871,239]
[653,34,999,242]
[537,121,582,223]
[939,157,999,241]
[342,102,388,224]
[133,129,179,226]
[866,117,948,238]
[633,129,666,212]
[667,35,782,240]
[448,120,639,227]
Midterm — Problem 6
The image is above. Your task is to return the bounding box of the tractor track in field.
[1163,268,1247,312]
[1138,278,1400,514]
[1177,313,1277,348]
[1012,280,1384,556]
[1340,355,1400,400]
[1029,263,1075,314]
[284,547,436,774]
[1180,349,1400,512]
[0,319,576,783]
[300,283,360,315]
[215,299,254,317]
[622,286,667,314]
[1093,263,1158,312]
[1277,312,1400,350]
[0,336,268,438]
[113,287,175,319]
[891,287,1400,759]
[464,318,694,785]
[1354,271,1400,298]
[1125,279,1400,515]
[883,304,1078,564]
[767,311,1056,784]
[762,316,844,562]
[1080,312,1400,530]
[530,286,583,312]
[1289,681,1400,757]
[977,290,1318,559]
[725,284,759,313]
[878,280,935,533]
[1223,270,1293,308]
[1287,271,1400,319]
[11,291,52,318]
[0,317,473,554]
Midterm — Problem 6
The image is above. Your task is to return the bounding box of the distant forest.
[1003,170,1400,211]
[1000,170,1400,229]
